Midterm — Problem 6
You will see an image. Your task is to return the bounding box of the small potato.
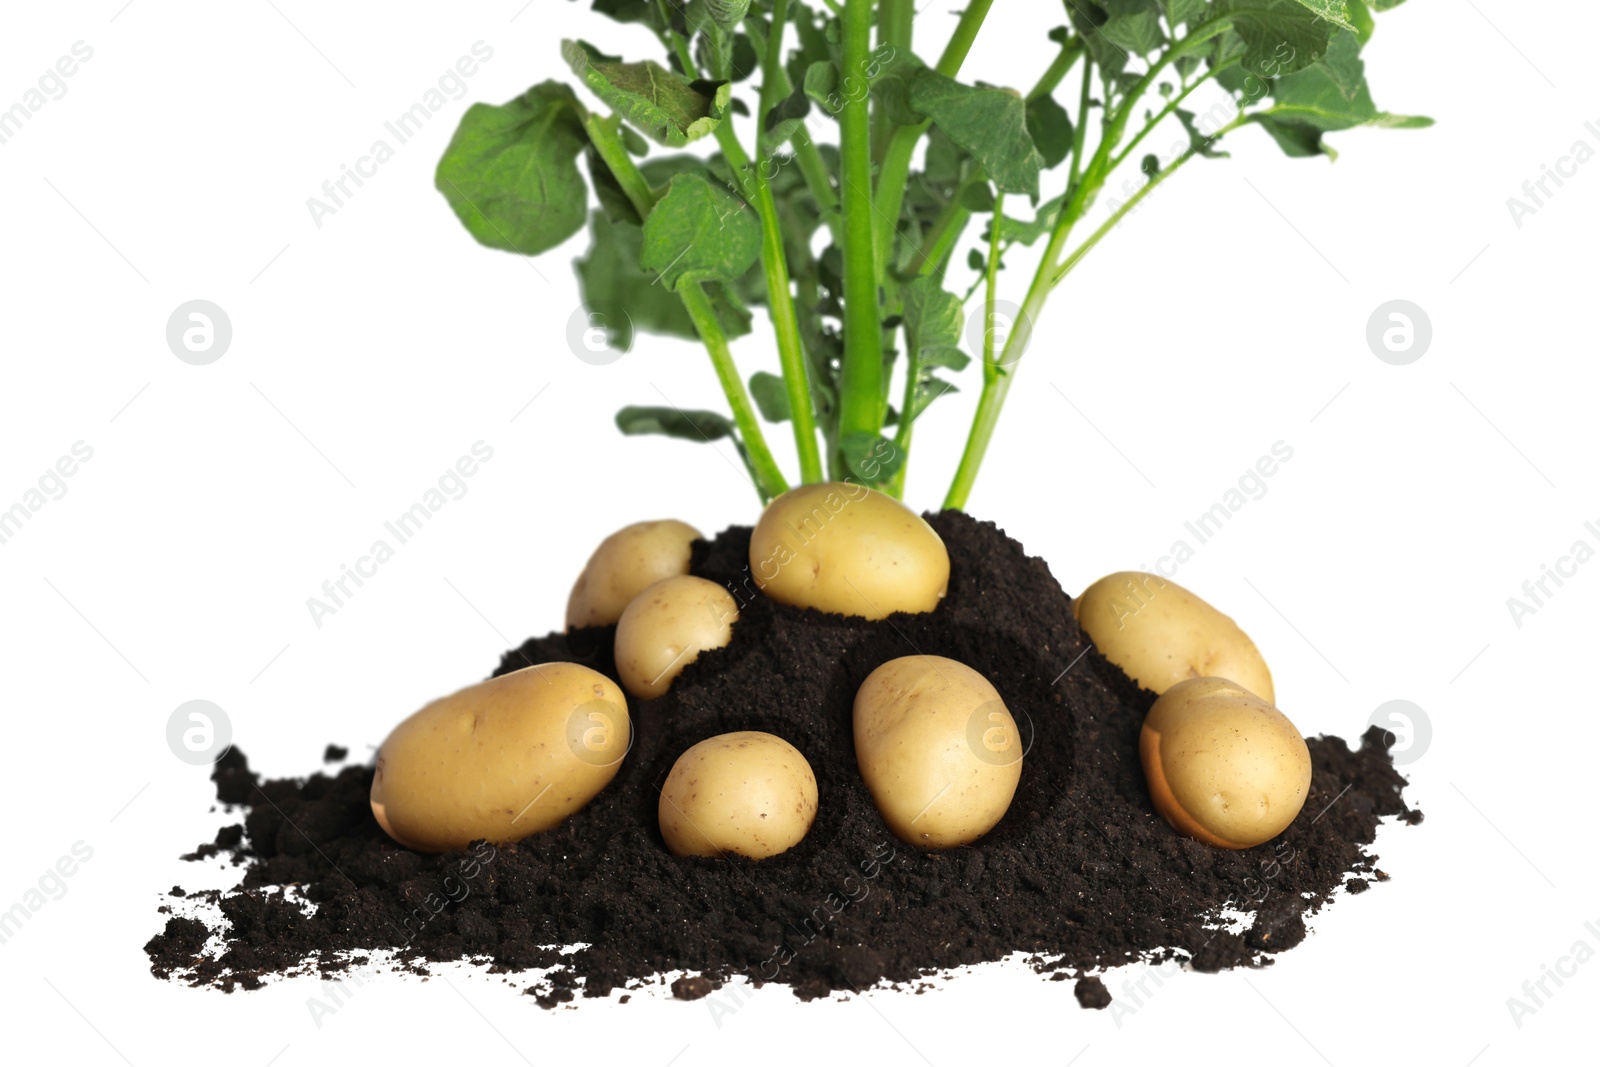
[748,482,949,620]
[658,731,818,859]
[1073,572,1275,703]
[853,655,1022,849]
[614,575,738,699]
[1140,677,1311,849]
[370,663,630,853]
[567,519,703,629]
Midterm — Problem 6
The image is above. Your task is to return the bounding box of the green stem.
[582,113,659,216]
[1066,56,1093,193]
[943,23,1230,510]
[836,0,885,469]
[729,0,824,484]
[1053,145,1218,288]
[874,0,914,161]
[1027,35,1082,102]
[871,0,995,281]
[679,282,790,501]
[1108,60,1231,173]
[586,110,789,500]
[981,192,1005,383]
[758,24,842,245]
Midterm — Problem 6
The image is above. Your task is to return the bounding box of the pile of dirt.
[145,511,1420,1006]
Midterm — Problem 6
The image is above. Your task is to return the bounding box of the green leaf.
[576,210,696,338]
[1175,108,1232,157]
[1369,112,1434,129]
[1026,94,1074,170]
[1068,3,1129,77]
[435,82,590,256]
[1101,9,1167,55]
[1288,0,1355,31]
[840,432,905,483]
[909,70,1043,198]
[640,172,761,288]
[1163,0,1211,25]
[899,277,969,425]
[1259,31,1374,130]
[1216,0,1339,77]
[704,0,752,30]
[562,41,731,147]
[1254,115,1332,158]
[802,61,839,118]
[591,0,663,27]
[1346,0,1375,43]
[749,371,791,422]
[616,406,735,440]
[995,194,1065,246]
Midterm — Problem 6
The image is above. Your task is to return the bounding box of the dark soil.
[145,512,1420,1006]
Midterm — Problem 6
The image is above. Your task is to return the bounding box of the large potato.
[1073,572,1275,703]
[658,731,818,859]
[370,663,630,853]
[853,655,1022,849]
[1140,677,1311,849]
[567,519,702,628]
[748,482,949,620]
[614,575,738,699]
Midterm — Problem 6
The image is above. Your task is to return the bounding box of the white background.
[1,2,1595,1065]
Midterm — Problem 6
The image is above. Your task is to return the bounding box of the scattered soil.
[145,512,1420,1006]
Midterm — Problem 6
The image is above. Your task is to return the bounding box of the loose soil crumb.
[146,513,1420,1006]
[1075,976,1112,1010]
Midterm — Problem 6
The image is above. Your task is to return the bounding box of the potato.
[614,575,738,699]
[567,519,703,628]
[370,663,630,853]
[658,731,818,859]
[1140,677,1311,849]
[748,481,949,620]
[1073,572,1275,703]
[853,655,1022,849]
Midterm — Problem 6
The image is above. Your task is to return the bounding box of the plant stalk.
[679,282,791,501]
[871,0,995,281]
[835,0,886,469]
[586,108,789,501]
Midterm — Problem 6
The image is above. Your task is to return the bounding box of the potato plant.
[436,0,1425,507]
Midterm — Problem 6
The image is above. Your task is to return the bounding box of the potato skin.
[853,655,1022,849]
[567,519,702,629]
[658,731,818,859]
[748,482,949,620]
[370,663,630,853]
[1073,572,1275,703]
[1139,677,1311,849]
[614,575,738,700]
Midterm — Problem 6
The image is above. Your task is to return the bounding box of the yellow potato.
[853,655,1022,849]
[567,519,703,628]
[748,482,949,620]
[614,575,738,699]
[1140,677,1311,849]
[370,663,630,853]
[1073,572,1275,703]
[658,731,818,859]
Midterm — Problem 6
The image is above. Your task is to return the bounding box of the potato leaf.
[1252,31,1432,155]
[840,432,905,483]
[640,172,761,288]
[1026,94,1074,170]
[577,210,697,339]
[1216,0,1340,76]
[1288,0,1355,31]
[615,406,735,440]
[562,40,731,147]
[749,371,792,422]
[1101,8,1167,55]
[909,70,1043,198]
[435,82,590,256]
[1163,0,1212,26]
